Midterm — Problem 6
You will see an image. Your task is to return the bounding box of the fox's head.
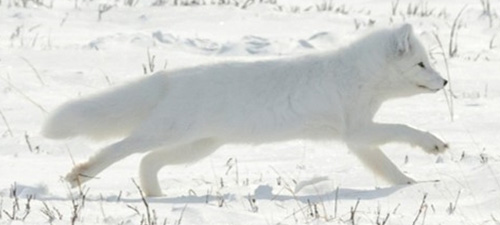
[382,24,447,97]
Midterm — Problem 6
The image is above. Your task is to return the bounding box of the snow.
[1,0,500,224]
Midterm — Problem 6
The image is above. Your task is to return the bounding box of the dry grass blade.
[350,198,360,225]
[0,76,47,113]
[131,179,157,225]
[432,32,455,121]
[20,57,45,86]
[449,5,467,57]
[0,109,14,137]
[412,193,428,225]
[24,132,36,153]
[490,34,497,49]
[334,186,339,218]
[176,204,188,225]
[391,0,400,16]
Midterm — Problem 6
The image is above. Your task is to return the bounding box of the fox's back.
[146,54,344,141]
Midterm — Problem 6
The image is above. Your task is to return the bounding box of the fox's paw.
[402,176,417,185]
[390,175,416,185]
[65,163,93,188]
[416,132,448,155]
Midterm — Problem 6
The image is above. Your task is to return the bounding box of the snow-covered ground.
[1,0,500,224]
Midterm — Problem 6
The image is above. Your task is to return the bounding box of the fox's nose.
[443,79,448,86]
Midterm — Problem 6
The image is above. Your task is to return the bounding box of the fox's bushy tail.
[42,71,168,141]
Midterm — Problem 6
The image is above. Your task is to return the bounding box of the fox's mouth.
[416,84,440,92]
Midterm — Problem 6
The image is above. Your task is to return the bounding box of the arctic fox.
[43,24,448,197]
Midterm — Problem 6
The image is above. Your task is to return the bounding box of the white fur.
[42,24,448,197]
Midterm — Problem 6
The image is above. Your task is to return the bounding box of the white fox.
[43,24,448,197]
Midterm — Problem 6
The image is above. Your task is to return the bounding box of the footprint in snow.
[243,35,271,54]
[184,38,221,53]
[152,31,177,44]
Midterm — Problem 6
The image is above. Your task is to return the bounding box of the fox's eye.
[417,62,425,68]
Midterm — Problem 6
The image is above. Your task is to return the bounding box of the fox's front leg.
[347,123,448,154]
[411,130,448,155]
[66,162,95,188]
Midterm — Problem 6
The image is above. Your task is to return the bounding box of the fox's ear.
[395,24,414,55]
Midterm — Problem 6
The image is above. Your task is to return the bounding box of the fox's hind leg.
[65,133,200,188]
[348,146,415,185]
[65,138,158,188]
[139,138,221,197]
